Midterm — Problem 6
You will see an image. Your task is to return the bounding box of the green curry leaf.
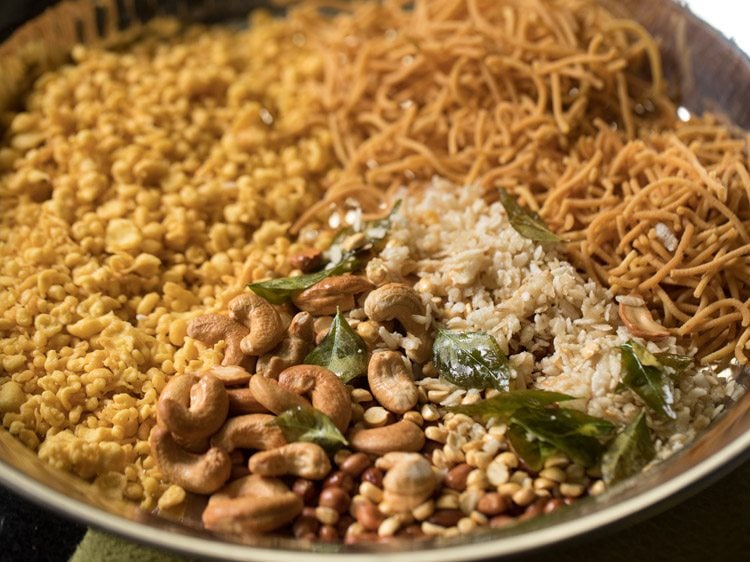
[601,410,655,485]
[305,310,368,383]
[499,189,561,243]
[432,330,512,391]
[448,389,575,422]
[324,200,403,264]
[619,341,677,419]
[510,406,616,468]
[247,257,358,305]
[271,406,348,454]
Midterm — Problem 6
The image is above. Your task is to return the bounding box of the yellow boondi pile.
[0,14,334,509]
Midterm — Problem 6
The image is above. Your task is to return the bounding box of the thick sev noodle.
[285,0,750,365]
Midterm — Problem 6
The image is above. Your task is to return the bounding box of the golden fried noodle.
[291,0,750,365]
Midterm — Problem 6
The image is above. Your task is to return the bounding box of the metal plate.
[1,1,749,560]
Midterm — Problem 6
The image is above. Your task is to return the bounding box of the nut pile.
[154,269,604,542]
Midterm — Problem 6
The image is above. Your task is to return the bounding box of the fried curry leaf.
[619,341,677,419]
[432,330,512,391]
[448,389,575,422]
[601,410,655,485]
[271,406,348,454]
[654,351,693,374]
[506,423,558,472]
[510,406,616,468]
[305,310,368,383]
[247,257,358,305]
[499,189,561,243]
[324,200,403,264]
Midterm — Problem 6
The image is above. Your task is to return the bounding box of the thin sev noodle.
[286,0,750,365]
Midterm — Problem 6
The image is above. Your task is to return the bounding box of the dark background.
[0,0,58,42]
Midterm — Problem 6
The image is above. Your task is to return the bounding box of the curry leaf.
[247,257,358,305]
[305,310,368,383]
[448,389,575,422]
[654,351,692,374]
[499,189,561,243]
[271,406,348,454]
[510,406,616,468]
[601,410,655,485]
[506,423,557,472]
[324,200,403,264]
[619,341,677,419]
[432,330,512,391]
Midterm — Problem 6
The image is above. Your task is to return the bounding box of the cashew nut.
[363,283,432,362]
[277,365,352,433]
[292,275,374,315]
[157,374,229,441]
[149,426,231,495]
[248,442,331,480]
[187,314,249,366]
[202,474,303,534]
[211,414,287,452]
[249,374,311,415]
[348,420,425,455]
[619,302,670,339]
[378,452,438,512]
[202,365,252,386]
[227,387,269,415]
[256,312,315,379]
[367,350,418,414]
[363,283,425,333]
[227,293,287,356]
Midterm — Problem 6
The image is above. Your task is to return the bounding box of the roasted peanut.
[378,452,438,513]
[618,302,670,339]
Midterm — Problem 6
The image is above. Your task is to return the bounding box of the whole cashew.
[363,283,432,362]
[228,293,286,356]
[249,374,311,415]
[202,365,252,386]
[378,452,438,512]
[157,374,229,440]
[211,414,287,452]
[367,351,418,414]
[256,312,315,379]
[202,474,303,534]
[227,387,269,415]
[363,283,425,333]
[348,420,425,455]
[187,314,249,366]
[247,442,331,480]
[292,275,374,315]
[277,365,352,433]
[149,426,231,495]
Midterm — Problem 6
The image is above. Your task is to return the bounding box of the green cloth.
[71,461,750,562]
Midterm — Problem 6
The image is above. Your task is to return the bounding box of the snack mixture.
[0,0,744,545]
